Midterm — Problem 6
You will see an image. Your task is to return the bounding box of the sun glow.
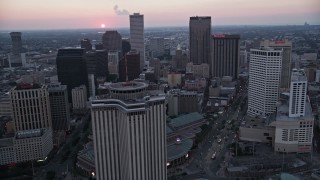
[101,24,105,28]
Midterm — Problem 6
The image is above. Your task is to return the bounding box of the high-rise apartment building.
[102,31,122,52]
[90,81,167,180]
[10,32,22,55]
[56,48,89,102]
[189,16,211,65]
[248,48,282,117]
[260,40,292,89]
[10,83,52,131]
[119,50,140,82]
[289,69,307,117]
[211,34,240,79]
[130,13,144,71]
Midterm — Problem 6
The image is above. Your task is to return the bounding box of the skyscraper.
[289,69,307,117]
[10,32,22,55]
[102,31,122,52]
[130,13,144,71]
[56,48,89,102]
[90,81,167,180]
[10,83,52,131]
[260,40,292,89]
[248,48,282,117]
[48,83,70,131]
[150,37,164,58]
[119,49,140,82]
[211,34,240,79]
[173,45,188,70]
[189,16,211,65]
[80,38,93,51]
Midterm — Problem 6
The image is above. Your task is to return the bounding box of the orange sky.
[0,0,319,30]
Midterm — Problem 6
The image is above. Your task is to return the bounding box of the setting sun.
[101,24,105,28]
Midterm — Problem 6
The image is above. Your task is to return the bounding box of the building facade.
[189,16,211,65]
[130,13,145,71]
[260,40,292,89]
[108,51,120,77]
[248,48,282,117]
[90,82,167,180]
[211,34,240,79]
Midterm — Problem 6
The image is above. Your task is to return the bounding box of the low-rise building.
[0,128,53,165]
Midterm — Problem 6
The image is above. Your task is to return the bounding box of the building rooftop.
[276,95,313,121]
[167,138,193,161]
[169,112,204,128]
[108,81,148,91]
[291,69,307,82]
[15,128,45,139]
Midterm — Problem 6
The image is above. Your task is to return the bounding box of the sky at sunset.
[1,0,320,30]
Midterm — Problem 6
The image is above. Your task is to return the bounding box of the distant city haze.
[0,0,320,30]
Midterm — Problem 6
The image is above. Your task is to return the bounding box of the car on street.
[211,152,216,159]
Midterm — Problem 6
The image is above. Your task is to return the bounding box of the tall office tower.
[211,34,240,79]
[48,83,70,131]
[10,83,52,131]
[130,13,144,71]
[80,38,93,51]
[90,81,166,180]
[10,32,22,55]
[108,51,121,77]
[150,37,164,58]
[119,50,140,82]
[189,16,211,65]
[247,48,283,117]
[173,45,188,70]
[102,31,122,52]
[56,48,89,102]
[260,40,292,89]
[289,69,307,117]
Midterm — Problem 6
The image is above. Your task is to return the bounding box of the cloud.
[114,5,130,15]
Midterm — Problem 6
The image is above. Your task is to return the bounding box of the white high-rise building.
[289,69,307,117]
[274,69,313,153]
[10,84,52,131]
[260,40,292,89]
[90,81,167,180]
[248,48,283,117]
[130,13,144,71]
[72,85,87,110]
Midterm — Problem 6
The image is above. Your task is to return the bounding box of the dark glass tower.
[189,16,211,65]
[56,48,89,102]
[211,34,240,79]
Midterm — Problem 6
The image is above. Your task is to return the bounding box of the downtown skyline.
[1,0,320,30]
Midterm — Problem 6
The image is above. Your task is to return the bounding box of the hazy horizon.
[1,0,320,30]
